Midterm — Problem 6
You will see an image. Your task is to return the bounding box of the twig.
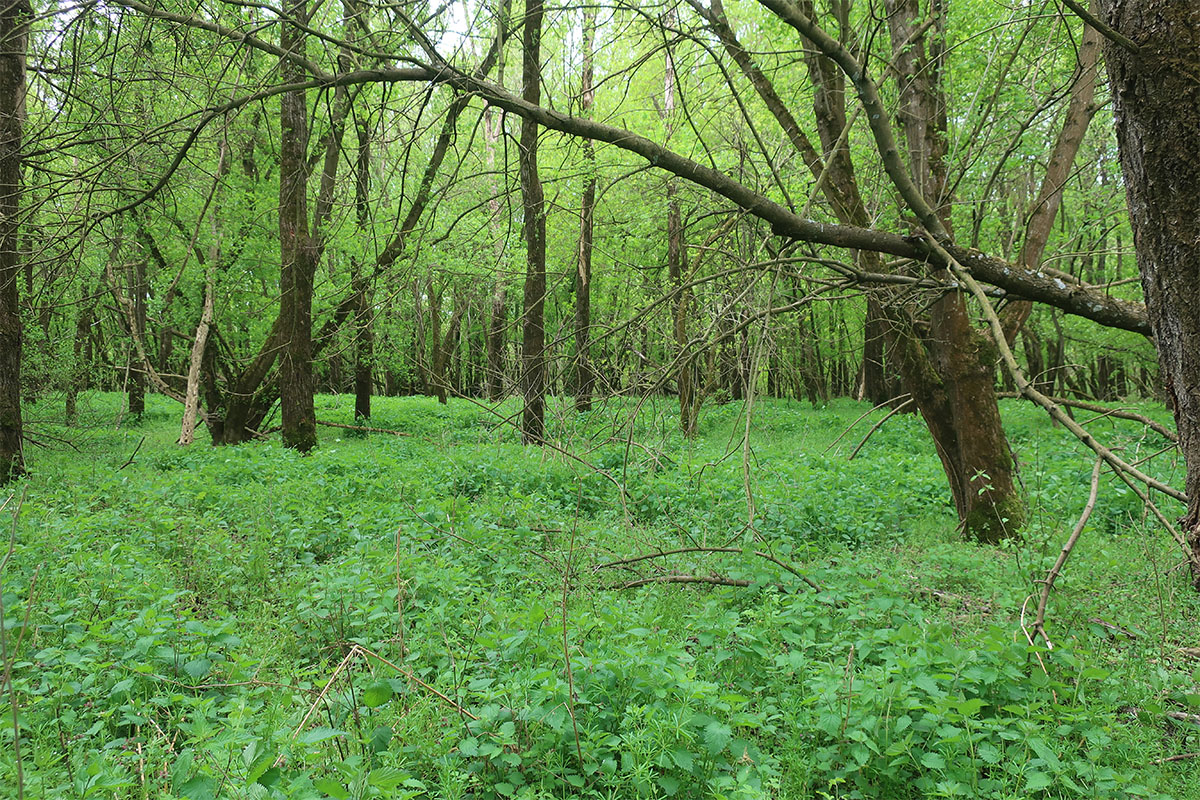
[356,645,478,720]
[316,419,420,439]
[119,435,146,470]
[594,545,821,591]
[291,646,360,739]
[1033,457,1103,647]
[824,394,911,453]
[561,529,583,765]
[926,236,1190,513]
[611,574,752,590]
[1151,752,1200,765]
[848,398,916,460]
[394,526,407,659]
[1019,595,1055,700]
[0,489,27,800]
[996,392,1176,442]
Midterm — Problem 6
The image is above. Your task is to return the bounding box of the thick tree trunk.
[884,0,1023,542]
[0,0,27,483]
[278,0,317,452]
[519,0,546,444]
[574,6,597,413]
[1097,0,1200,585]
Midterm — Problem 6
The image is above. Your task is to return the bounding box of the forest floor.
[2,392,1198,799]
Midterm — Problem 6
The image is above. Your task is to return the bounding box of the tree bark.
[278,0,317,452]
[352,119,373,420]
[883,0,1023,542]
[0,0,25,483]
[1097,0,1200,585]
[573,5,596,413]
[519,0,546,444]
[127,258,147,415]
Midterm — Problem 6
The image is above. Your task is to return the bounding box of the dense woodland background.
[1,0,1200,798]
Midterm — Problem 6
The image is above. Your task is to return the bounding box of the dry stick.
[997,392,1176,442]
[291,645,360,739]
[934,236,1200,576]
[356,645,478,721]
[118,435,146,470]
[0,489,26,800]
[824,394,912,453]
[613,574,753,590]
[848,398,916,461]
[595,545,822,592]
[1033,457,1103,648]
[1151,753,1200,765]
[560,530,583,765]
[394,526,406,659]
[316,419,417,438]
[930,240,1191,519]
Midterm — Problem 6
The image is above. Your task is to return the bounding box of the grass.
[0,391,1197,799]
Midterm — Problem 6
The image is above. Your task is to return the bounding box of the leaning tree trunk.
[278,0,317,452]
[1097,0,1200,586]
[0,0,26,483]
[881,0,1023,542]
[518,0,546,444]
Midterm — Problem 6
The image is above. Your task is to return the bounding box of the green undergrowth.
[1,392,1197,799]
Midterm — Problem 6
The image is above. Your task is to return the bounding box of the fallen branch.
[1151,752,1200,765]
[611,574,752,590]
[595,545,821,591]
[316,420,415,437]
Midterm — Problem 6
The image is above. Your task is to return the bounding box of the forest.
[1,0,1199,797]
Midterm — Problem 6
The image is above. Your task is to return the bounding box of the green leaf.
[178,776,218,800]
[657,775,681,796]
[183,658,212,680]
[313,777,349,799]
[369,725,393,755]
[297,727,346,745]
[362,680,393,708]
[1025,771,1053,791]
[920,752,946,770]
[703,721,732,755]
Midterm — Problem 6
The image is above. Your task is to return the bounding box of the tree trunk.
[353,119,373,420]
[0,0,28,483]
[574,5,597,413]
[1097,0,1200,585]
[127,258,147,415]
[519,0,546,444]
[884,0,1023,542]
[278,0,317,452]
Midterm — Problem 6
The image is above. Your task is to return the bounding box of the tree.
[1095,1,1200,585]
[277,0,318,452]
[0,0,28,484]
[518,0,547,444]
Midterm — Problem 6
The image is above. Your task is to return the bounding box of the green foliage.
[0,394,1195,799]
